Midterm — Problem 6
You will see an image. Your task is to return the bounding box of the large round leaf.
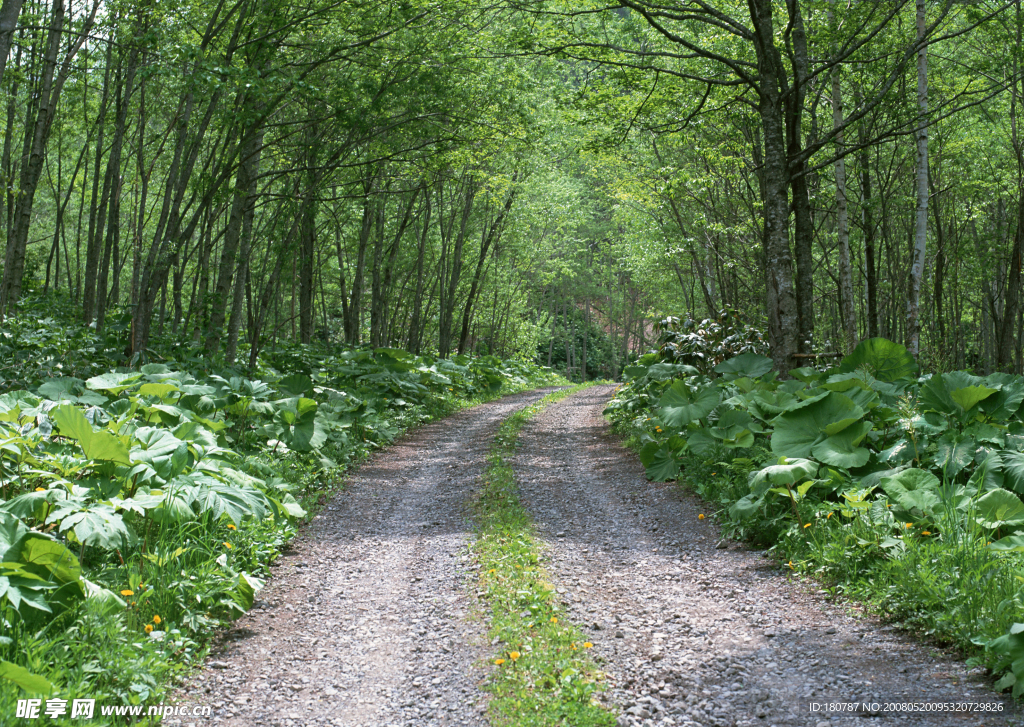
[810,420,872,468]
[770,392,865,458]
[751,458,818,493]
[879,468,940,500]
[658,381,720,427]
[839,338,918,382]
[974,488,1024,531]
[638,442,680,481]
[714,352,773,380]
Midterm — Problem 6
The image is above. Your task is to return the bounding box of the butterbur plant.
[608,336,1024,696]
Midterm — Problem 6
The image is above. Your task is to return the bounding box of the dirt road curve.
[171,386,1023,727]
[515,386,1022,727]
[167,388,553,727]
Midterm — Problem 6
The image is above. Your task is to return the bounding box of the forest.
[0,0,1022,377]
[3,0,1024,722]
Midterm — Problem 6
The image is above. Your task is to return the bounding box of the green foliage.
[652,309,768,375]
[607,338,1024,693]
[838,338,919,382]
[0,300,562,711]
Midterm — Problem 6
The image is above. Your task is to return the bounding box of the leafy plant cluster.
[606,337,1024,697]
[0,304,562,714]
[652,308,768,375]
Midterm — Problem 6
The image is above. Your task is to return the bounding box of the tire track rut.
[514,386,1022,727]
[167,388,554,727]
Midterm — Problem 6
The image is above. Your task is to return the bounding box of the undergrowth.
[0,296,565,723]
[474,384,616,727]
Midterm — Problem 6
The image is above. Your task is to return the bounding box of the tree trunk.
[406,192,431,354]
[206,128,264,353]
[749,0,799,373]
[831,57,857,353]
[785,0,814,354]
[2,0,95,313]
[299,171,317,345]
[0,0,23,86]
[856,87,879,339]
[344,181,374,346]
[458,180,516,354]
[905,0,929,358]
[438,179,475,357]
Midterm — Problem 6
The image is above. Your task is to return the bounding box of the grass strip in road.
[473,384,616,727]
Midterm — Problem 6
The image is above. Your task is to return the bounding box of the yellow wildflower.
[826,512,833,519]
[905,523,912,528]
[35,487,45,492]
[494,658,505,665]
[583,642,593,648]
[145,624,154,633]
[227,524,237,530]
[698,514,705,520]
[224,542,233,549]
[153,615,162,624]
[509,651,521,661]
[550,617,557,624]
[121,590,134,597]
[803,523,811,529]
[921,531,931,536]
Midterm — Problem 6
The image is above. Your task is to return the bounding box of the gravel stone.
[165,389,554,726]
[513,386,1023,727]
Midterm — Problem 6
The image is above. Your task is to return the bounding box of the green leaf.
[988,535,1024,553]
[714,352,773,380]
[1002,451,1024,495]
[193,480,269,524]
[137,382,179,399]
[838,338,918,382]
[51,405,130,464]
[897,488,942,517]
[18,537,81,585]
[879,468,940,502]
[658,381,719,427]
[622,366,649,380]
[0,661,52,695]
[233,572,262,611]
[770,392,865,459]
[920,371,994,417]
[974,488,1024,530]
[85,371,144,394]
[59,505,133,550]
[729,494,764,520]
[935,434,976,480]
[950,385,999,413]
[0,512,29,562]
[810,420,872,468]
[278,494,306,519]
[751,458,818,493]
[639,443,680,481]
[277,374,313,397]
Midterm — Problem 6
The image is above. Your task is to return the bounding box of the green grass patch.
[474,384,616,727]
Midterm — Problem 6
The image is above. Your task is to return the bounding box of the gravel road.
[169,385,1024,727]
[514,386,1023,727]
[166,388,554,727]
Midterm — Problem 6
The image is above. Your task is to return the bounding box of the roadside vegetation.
[475,384,616,727]
[0,297,562,717]
[605,322,1024,699]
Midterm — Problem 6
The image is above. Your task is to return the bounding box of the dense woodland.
[0,0,1023,379]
